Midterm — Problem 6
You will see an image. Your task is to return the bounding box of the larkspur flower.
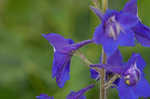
[125,0,150,47]
[133,22,150,47]
[42,33,93,88]
[36,94,54,99]
[66,84,94,99]
[90,53,150,99]
[91,0,150,56]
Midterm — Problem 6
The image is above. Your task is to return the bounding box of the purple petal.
[42,33,74,50]
[103,10,118,22]
[71,40,93,50]
[102,40,118,57]
[118,29,135,46]
[36,94,54,99]
[90,6,103,20]
[66,91,86,99]
[56,58,71,88]
[117,12,138,28]
[52,52,71,88]
[126,53,146,71]
[117,78,138,99]
[107,49,123,66]
[90,69,99,79]
[66,39,74,44]
[93,24,105,44]
[93,22,119,56]
[79,96,86,99]
[132,74,150,97]
[123,0,137,15]
[52,52,67,78]
[66,84,94,99]
[113,78,121,86]
[90,64,124,74]
[90,50,124,74]
[133,22,150,47]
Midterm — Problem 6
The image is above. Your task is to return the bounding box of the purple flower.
[36,94,54,99]
[42,33,93,88]
[66,84,94,99]
[91,53,150,99]
[91,0,150,56]
[125,0,150,47]
[133,22,150,47]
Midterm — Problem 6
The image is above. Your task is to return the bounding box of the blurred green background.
[0,0,150,99]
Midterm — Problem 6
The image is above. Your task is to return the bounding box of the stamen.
[106,15,123,40]
[109,26,117,40]
[123,62,141,86]
[110,16,116,22]
[124,75,130,79]
[53,47,56,52]
[125,80,130,85]
[116,23,122,35]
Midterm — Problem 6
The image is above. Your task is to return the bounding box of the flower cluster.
[38,0,150,99]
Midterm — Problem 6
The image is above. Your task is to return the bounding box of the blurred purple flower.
[91,0,150,56]
[66,84,94,99]
[36,94,54,99]
[42,33,93,88]
[91,53,150,99]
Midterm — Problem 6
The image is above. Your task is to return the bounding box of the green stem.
[76,50,102,73]
[102,0,108,12]
[105,75,120,89]
[93,0,99,8]
[100,0,108,98]
[100,49,107,99]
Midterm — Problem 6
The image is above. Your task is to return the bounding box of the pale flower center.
[106,16,123,40]
[124,63,140,86]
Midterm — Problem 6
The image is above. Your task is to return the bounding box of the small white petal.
[53,47,56,52]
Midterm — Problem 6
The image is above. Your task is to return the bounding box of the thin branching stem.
[76,50,92,66]
[93,0,99,8]
[104,75,120,88]
[76,51,102,74]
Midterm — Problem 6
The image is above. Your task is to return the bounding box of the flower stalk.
[76,50,102,73]
[100,49,107,99]
[100,0,108,98]
[102,0,108,12]
[104,74,120,88]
